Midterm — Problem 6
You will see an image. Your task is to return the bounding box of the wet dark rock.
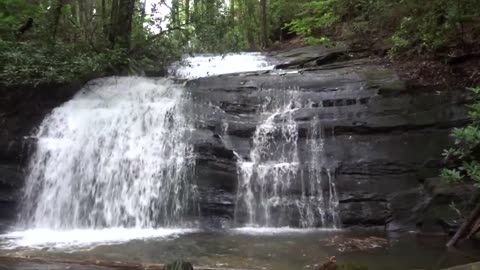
[0,164,23,188]
[273,44,349,69]
[416,178,478,234]
[386,188,429,231]
[442,262,480,270]
[0,81,86,232]
[0,164,24,232]
[338,201,391,226]
[186,46,471,231]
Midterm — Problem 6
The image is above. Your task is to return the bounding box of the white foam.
[171,53,276,79]
[19,77,196,229]
[0,228,196,249]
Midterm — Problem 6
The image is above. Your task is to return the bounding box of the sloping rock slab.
[443,263,480,270]
[272,44,349,69]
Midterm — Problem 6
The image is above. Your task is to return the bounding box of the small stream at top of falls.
[169,53,275,79]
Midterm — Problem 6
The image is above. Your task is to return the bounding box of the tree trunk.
[141,0,147,18]
[185,0,190,24]
[466,216,480,239]
[260,0,268,48]
[108,0,118,47]
[171,0,180,26]
[447,201,480,247]
[77,0,86,29]
[51,0,66,41]
[230,0,235,25]
[71,0,80,26]
[109,0,135,49]
[192,0,200,23]
[101,0,108,37]
[245,0,257,49]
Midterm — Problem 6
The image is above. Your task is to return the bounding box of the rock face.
[443,262,480,270]
[185,45,473,231]
[0,45,474,232]
[0,81,85,232]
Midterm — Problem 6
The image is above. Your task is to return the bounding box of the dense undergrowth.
[0,41,124,85]
[0,0,184,86]
[1,0,480,86]
[442,87,480,186]
[286,0,480,56]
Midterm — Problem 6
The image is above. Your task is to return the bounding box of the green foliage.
[188,1,247,53]
[286,0,339,38]
[282,0,480,54]
[304,36,332,46]
[2,0,478,86]
[0,0,41,26]
[441,87,480,187]
[390,18,414,52]
[0,0,187,85]
[269,0,308,28]
[0,40,128,85]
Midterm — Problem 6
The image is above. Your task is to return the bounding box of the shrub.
[441,87,480,187]
[285,0,480,54]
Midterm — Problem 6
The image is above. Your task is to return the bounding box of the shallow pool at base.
[1,229,479,270]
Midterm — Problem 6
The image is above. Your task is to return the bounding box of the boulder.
[272,44,349,69]
[443,262,480,270]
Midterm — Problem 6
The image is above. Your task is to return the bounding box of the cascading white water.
[236,97,300,227]
[3,52,340,249]
[170,53,276,79]
[298,117,340,228]
[2,53,279,248]
[235,93,340,228]
[19,77,196,230]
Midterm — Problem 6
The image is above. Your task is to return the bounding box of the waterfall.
[299,117,340,228]
[5,53,340,249]
[235,92,340,228]
[170,53,275,79]
[19,77,196,230]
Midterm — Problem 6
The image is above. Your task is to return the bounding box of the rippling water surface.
[1,230,479,270]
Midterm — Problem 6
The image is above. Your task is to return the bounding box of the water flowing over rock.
[185,46,472,230]
[170,53,276,79]
[0,45,474,236]
[19,77,196,229]
[234,92,340,228]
